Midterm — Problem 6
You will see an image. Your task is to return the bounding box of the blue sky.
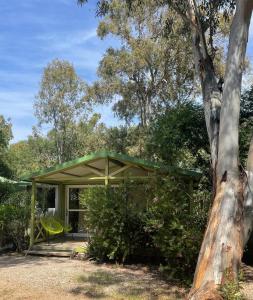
[0,0,120,143]
[0,1,252,143]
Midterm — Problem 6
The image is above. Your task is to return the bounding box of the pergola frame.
[23,151,201,247]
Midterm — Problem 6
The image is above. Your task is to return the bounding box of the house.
[23,150,201,246]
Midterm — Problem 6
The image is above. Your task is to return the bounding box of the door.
[66,186,86,236]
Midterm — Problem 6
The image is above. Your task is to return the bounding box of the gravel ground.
[2,253,253,299]
[0,253,186,300]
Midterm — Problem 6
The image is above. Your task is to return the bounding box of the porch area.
[22,150,200,251]
[25,236,87,257]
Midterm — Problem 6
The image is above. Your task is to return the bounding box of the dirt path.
[0,253,186,300]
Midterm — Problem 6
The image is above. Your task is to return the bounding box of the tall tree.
[79,0,253,298]
[34,59,88,163]
[85,0,194,127]
[9,114,108,177]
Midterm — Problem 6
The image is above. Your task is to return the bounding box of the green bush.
[81,177,208,279]
[0,190,30,251]
[144,177,207,279]
[0,181,16,201]
[81,184,154,262]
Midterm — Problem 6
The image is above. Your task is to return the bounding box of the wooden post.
[58,183,65,222]
[105,156,109,186]
[30,179,36,247]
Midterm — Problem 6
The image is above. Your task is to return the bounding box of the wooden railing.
[34,218,46,243]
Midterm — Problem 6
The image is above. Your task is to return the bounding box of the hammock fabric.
[40,216,63,235]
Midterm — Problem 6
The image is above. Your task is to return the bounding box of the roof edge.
[21,150,202,182]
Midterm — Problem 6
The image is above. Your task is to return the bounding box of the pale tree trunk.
[188,1,253,299]
[243,137,253,246]
[186,0,221,197]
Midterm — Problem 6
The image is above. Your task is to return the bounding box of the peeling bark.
[186,0,221,199]
[188,1,253,299]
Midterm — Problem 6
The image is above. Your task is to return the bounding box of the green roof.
[22,150,201,184]
[0,176,30,190]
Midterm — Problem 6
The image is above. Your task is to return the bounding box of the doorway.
[65,186,86,237]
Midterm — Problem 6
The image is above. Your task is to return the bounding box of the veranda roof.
[0,176,30,190]
[23,151,201,185]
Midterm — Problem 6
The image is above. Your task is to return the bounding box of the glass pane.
[68,211,86,233]
[69,188,79,209]
[69,188,86,209]
[37,187,55,212]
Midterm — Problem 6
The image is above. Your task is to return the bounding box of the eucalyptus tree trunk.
[186,0,221,196]
[243,137,253,246]
[188,1,253,299]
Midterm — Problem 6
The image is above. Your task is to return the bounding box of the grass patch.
[78,270,123,286]
[73,246,87,254]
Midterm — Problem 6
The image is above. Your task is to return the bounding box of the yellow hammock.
[40,216,72,236]
[40,216,63,235]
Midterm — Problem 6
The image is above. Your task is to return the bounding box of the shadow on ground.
[69,267,186,299]
[241,264,253,283]
[0,253,67,269]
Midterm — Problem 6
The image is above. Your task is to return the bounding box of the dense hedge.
[0,189,30,251]
[81,184,154,262]
[81,177,208,279]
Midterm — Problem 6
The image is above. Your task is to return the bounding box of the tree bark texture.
[188,1,253,299]
[186,0,221,197]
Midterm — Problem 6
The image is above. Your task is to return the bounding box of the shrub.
[81,177,208,280]
[219,269,245,300]
[0,190,30,251]
[144,176,207,280]
[80,184,154,262]
[0,181,16,201]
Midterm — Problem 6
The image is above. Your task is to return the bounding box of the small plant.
[74,245,87,254]
[219,269,245,300]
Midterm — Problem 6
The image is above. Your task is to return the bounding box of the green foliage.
[105,125,147,157]
[0,181,16,201]
[0,190,30,251]
[8,114,107,177]
[85,0,194,127]
[146,102,209,169]
[74,245,88,254]
[80,178,207,279]
[144,177,207,279]
[34,59,89,164]
[219,269,245,300]
[240,84,253,165]
[80,184,154,262]
[0,115,13,178]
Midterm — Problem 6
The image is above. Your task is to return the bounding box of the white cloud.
[37,29,97,52]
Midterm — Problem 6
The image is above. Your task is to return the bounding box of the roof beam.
[60,171,82,178]
[82,164,105,177]
[109,158,125,167]
[109,165,131,177]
